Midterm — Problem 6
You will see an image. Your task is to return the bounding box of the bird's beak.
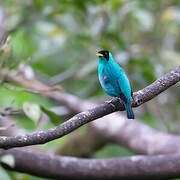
[96,53,103,57]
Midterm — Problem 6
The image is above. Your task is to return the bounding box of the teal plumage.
[97,50,134,119]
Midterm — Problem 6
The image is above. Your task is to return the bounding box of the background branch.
[1,148,180,180]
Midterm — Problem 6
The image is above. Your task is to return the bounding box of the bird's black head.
[96,50,109,61]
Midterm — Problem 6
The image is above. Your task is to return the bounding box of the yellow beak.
[96,53,103,57]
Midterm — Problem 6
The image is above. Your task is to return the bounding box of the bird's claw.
[105,99,116,110]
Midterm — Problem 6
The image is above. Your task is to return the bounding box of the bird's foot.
[105,99,116,110]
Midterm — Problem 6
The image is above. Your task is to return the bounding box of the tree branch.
[92,113,180,155]
[1,148,180,180]
[0,66,179,149]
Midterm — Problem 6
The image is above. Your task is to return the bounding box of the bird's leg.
[105,98,116,110]
[131,93,135,102]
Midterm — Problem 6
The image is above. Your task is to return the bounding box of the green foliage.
[95,144,134,158]
[40,106,62,125]
[0,166,11,180]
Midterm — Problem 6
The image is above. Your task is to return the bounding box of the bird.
[96,50,134,119]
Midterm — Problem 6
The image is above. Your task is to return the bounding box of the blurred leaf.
[161,7,180,23]
[1,154,15,168]
[95,143,134,158]
[134,9,154,31]
[40,106,61,126]
[76,61,97,78]
[109,0,125,11]
[49,27,65,37]
[23,102,41,125]
[162,8,174,22]
[140,113,161,129]
[0,166,11,180]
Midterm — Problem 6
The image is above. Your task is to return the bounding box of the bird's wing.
[116,80,127,103]
[116,72,131,103]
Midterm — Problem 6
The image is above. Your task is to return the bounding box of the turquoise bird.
[96,50,134,119]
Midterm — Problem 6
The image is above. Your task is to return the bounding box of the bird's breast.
[98,65,119,97]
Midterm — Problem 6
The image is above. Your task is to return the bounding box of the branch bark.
[0,66,179,149]
[1,148,180,180]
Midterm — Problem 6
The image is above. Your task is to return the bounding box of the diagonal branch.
[1,148,180,180]
[0,66,179,149]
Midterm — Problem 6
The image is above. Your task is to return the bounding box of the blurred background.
[0,0,180,179]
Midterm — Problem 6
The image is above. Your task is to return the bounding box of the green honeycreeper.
[97,50,134,119]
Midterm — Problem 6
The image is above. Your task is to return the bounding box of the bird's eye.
[97,50,109,61]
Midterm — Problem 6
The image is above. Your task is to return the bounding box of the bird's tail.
[124,103,134,119]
